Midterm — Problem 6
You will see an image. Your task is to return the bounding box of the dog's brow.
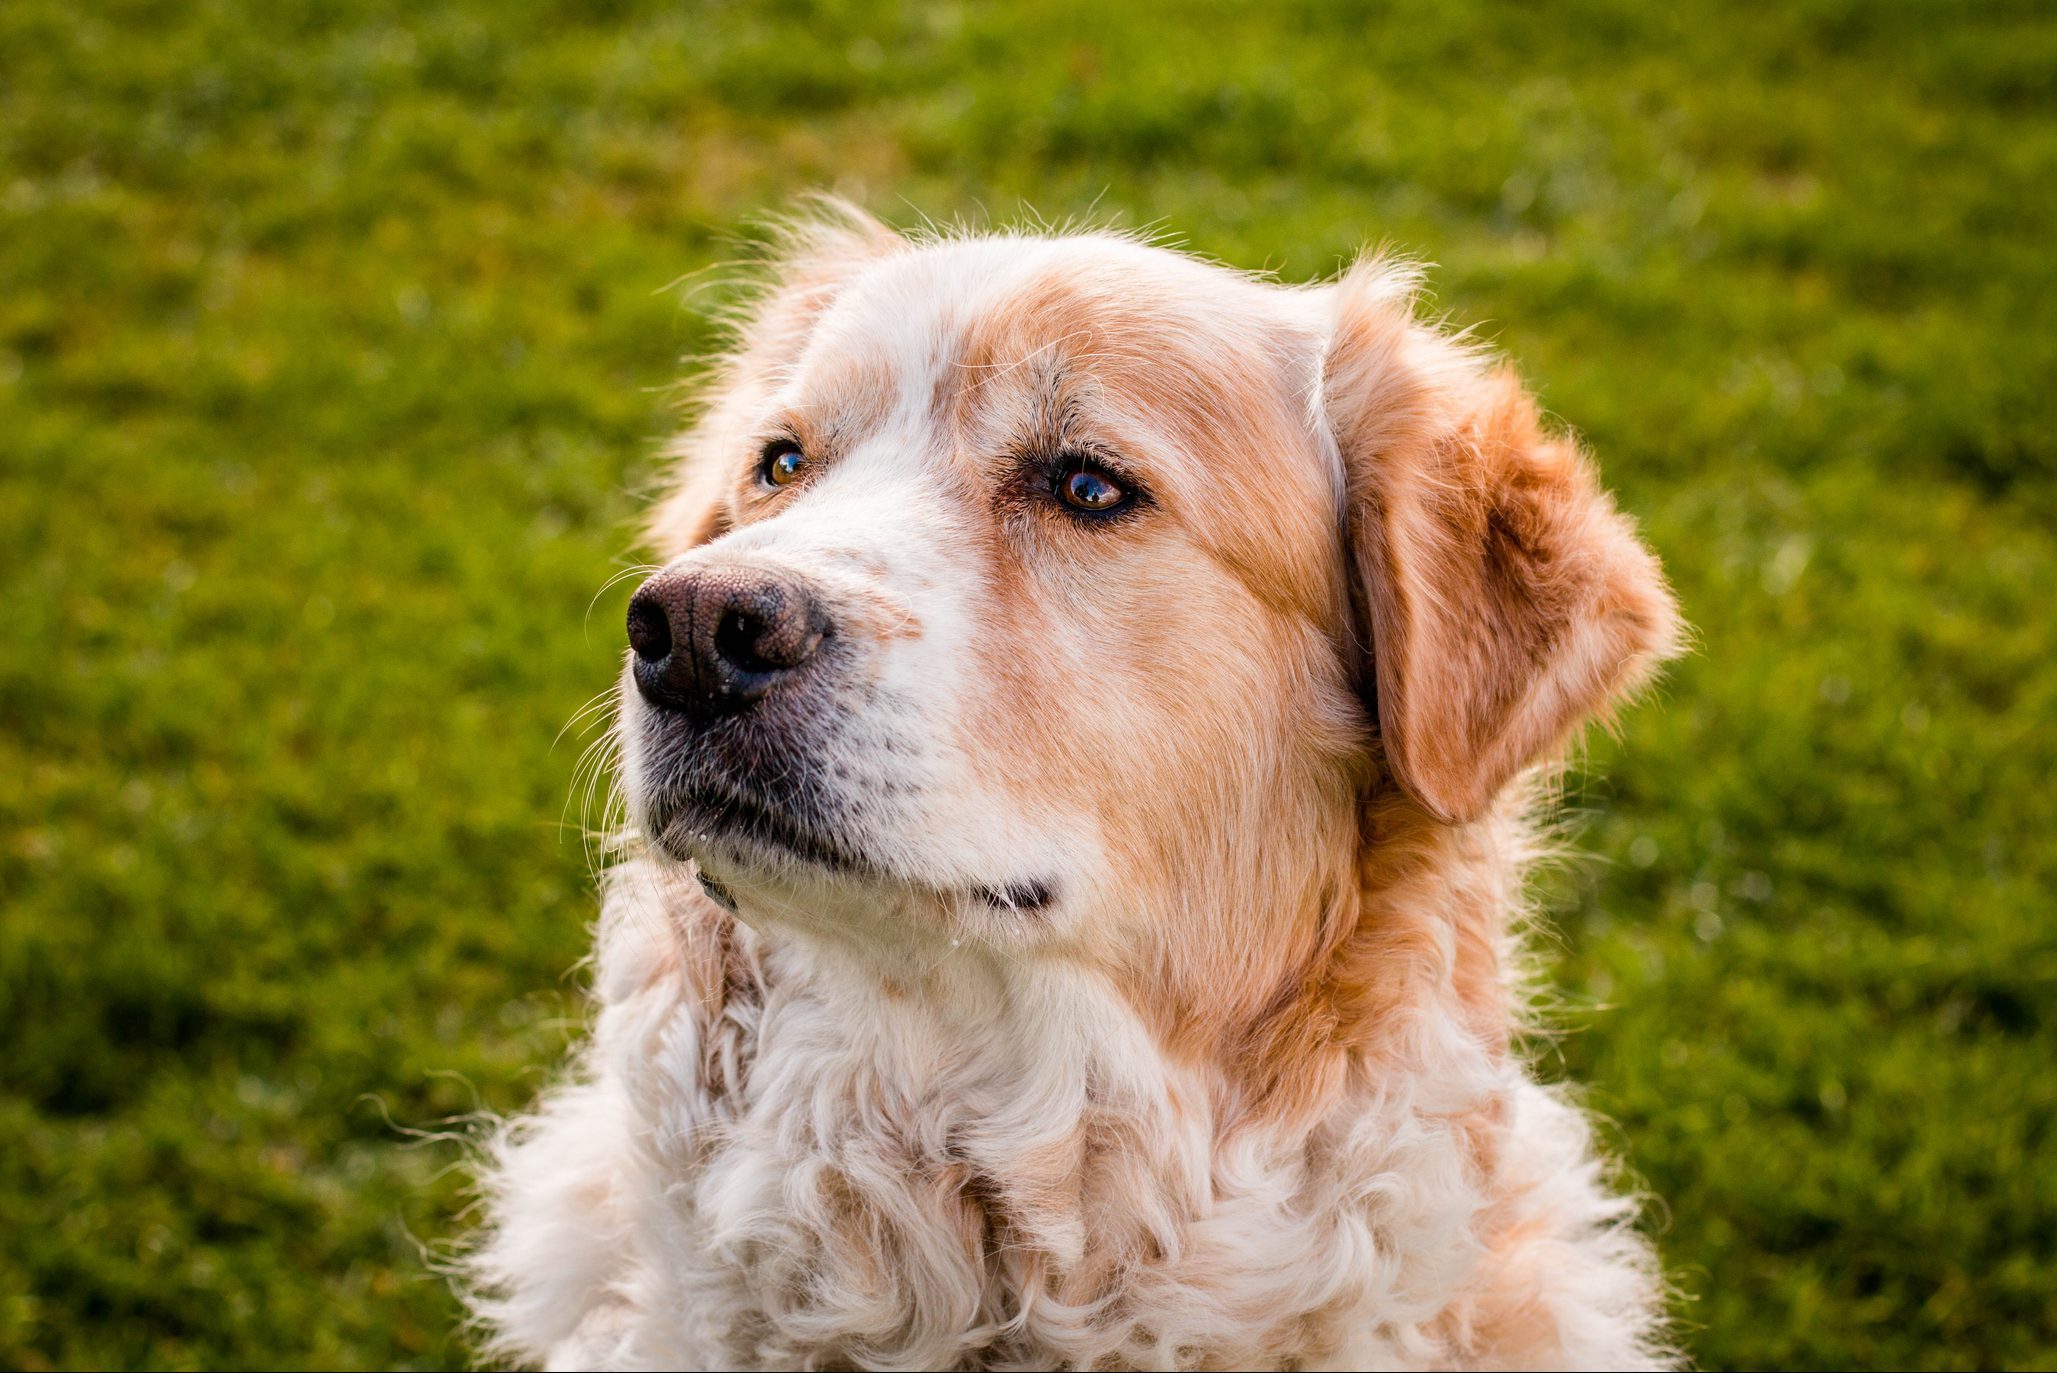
[951,327,1100,400]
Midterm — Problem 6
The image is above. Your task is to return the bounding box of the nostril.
[715,595,828,675]
[713,608,770,673]
[626,593,672,664]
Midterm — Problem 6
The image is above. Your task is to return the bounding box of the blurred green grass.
[2,0,2052,1367]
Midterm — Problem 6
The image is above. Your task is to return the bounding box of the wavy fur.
[465,212,1680,1371]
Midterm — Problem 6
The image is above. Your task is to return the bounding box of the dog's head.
[619,206,1678,992]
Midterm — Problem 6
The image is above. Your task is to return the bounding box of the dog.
[466,204,1684,1371]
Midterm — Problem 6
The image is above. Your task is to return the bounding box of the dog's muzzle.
[623,562,864,874]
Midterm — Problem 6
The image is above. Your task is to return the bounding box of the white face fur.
[617,234,1372,976]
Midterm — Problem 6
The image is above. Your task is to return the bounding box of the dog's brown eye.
[760,441,806,488]
[1059,466,1126,513]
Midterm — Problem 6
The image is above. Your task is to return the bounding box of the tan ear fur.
[1324,258,1681,823]
[648,198,904,557]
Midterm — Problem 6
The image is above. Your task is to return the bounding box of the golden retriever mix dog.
[466,204,1683,1371]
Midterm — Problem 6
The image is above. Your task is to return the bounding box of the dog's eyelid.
[754,428,805,457]
[1092,443,1155,485]
[1044,443,1143,489]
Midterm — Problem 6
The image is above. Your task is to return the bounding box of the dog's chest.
[611,956,1478,1369]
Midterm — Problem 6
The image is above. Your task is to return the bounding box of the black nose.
[626,566,830,721]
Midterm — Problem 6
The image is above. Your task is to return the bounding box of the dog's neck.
[641,782,1526,1200]
[575,791,1547,1367]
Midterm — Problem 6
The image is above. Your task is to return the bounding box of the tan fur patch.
[472,213,1682,1371]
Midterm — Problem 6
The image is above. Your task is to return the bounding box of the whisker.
[585,563,666,629]
[551,687,621,753]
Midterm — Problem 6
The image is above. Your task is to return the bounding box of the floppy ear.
[1323,258,1681,824]
[649,198,904,556]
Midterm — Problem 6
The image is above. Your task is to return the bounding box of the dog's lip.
[970,880,1055,914]
[653,782,879,877]
[649,784,1059,915]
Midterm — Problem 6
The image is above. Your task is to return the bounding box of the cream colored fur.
[464,213,1680,1371]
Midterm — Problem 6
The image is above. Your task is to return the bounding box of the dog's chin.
[637,781,1063,927]
[644,782,883,883]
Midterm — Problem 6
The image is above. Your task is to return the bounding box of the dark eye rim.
[1047,449,1144,521]
[757,437,807,489]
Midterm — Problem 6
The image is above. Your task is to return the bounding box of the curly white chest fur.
[468,856,1669,1371]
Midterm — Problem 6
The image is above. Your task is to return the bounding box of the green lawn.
[2,1,2053,1367]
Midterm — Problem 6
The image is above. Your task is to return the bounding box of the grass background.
[2,0,2053,1367]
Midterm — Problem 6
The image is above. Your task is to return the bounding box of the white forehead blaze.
[701,245,1109,898]
[786,237,1071,431]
